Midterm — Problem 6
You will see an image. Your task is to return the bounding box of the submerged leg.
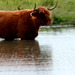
[5,37,14,40]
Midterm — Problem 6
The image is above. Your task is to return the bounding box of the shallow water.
[0,26,75,75]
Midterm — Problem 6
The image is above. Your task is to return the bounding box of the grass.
[52,0,75,25]
[0,0,75,25]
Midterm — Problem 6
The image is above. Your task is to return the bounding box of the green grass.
[0,0,75,25]
[52,0,75,25]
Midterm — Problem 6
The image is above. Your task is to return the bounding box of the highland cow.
[0,2,58,40]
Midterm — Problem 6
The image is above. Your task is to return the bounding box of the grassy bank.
[0,0,75,25]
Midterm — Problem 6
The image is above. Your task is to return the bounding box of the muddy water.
[0,27,75,75]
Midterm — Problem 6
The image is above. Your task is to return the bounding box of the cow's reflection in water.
[0,40,52,71]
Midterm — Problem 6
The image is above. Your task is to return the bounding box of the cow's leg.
[5,37,14,40]
[20,37,35,40]
[21,37,26,40]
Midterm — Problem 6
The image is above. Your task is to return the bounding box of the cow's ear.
[30,12,38,17]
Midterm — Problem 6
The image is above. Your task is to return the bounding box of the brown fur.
[0,6,52,40]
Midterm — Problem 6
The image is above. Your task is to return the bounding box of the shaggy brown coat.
[0,6,52,40]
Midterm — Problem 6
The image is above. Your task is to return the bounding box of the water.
[0,26,75,75]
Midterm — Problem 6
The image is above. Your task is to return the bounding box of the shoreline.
[40,24,75,28]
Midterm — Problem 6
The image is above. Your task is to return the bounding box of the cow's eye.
[39,13,45,18]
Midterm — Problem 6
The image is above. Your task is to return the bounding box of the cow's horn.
[47,0,58,10]
[34,3,36,10]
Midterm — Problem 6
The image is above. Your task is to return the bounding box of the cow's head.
[30,1,58,26]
